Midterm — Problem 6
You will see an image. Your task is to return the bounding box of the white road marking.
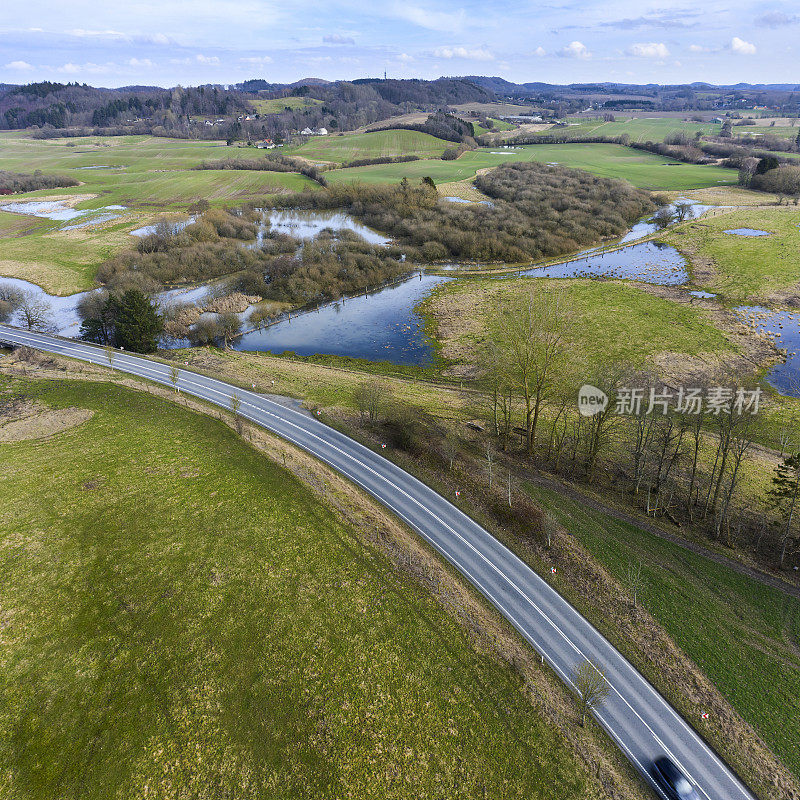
[0,328,756,800]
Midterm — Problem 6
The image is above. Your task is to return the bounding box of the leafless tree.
[230,392,243,434]
[673,201,694,222]
[492,288,572,456]
[485,442,495,487]
[354,380,384,423]
[14,291,54,331]
[573,659,610,726]
[169,364,180,393]
[625,560,646,608]
[443,431,459,471]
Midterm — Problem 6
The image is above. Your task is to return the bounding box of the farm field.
[0,374,595,800]
[665,206,800,302]
[550,117,721,142]
[250,95,323,114]
[287,129,451,163]
[527,481,800,778]
[327,143,739,190]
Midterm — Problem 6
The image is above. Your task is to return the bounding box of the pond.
[619,198,716,244]
[0,199,127,227]
[0,277,220,338]
[256,209,391,246]
[736,306,800,395]
[724,228,772,237]
[516,241,688,285]
[234,274,449,365]
[130,216,197,237]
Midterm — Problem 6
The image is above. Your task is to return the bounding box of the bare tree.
[625,560,646,608]
[218,312,241,349]
[105,347,116,368]
[169,364,180,393]
[485,442,495,487]
[443,431,459,471]
[492,288,572,456]
[673,201,694,223]
[14,291,54,332]
[573,659,610,726]
[354,380,384,423]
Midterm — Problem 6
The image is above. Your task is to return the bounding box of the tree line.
[470,287,798,570]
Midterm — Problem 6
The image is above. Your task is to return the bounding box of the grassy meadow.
[0,374,595,800]
[250,95,323,114]
[327,143,738,190]
[665,206,800,302]
[528,482,800,778]
[421,277,741,375]
[551,117,722,142]
[288,129,451,163]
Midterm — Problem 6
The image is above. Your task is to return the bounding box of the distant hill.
[289,78,331,87]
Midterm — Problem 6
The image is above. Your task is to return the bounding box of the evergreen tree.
[768,453,800,567]
[80,290,162,353]
[111,289,163,353]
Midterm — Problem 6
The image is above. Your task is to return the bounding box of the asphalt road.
[0,325,757,800]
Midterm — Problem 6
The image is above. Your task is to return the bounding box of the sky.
[0,1,796,88]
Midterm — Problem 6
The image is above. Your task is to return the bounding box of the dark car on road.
[652,756,701,800]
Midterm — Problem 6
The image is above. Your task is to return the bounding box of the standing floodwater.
[234,274,450,364]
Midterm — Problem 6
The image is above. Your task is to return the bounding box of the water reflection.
[258,209,391,245]
[516,241,688,285]
[736,306,800,394]
[234,274,448,364]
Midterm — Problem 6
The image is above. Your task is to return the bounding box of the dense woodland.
[0,78,490,141]
[279,163,655,262]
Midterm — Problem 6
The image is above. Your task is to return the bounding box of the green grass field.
[250,96,323,114]
[527,482,800,778]
[423,278,740,376]
[288,129,450,163]
[0,132,317,292]
[553,117,721,142]
[327,143,738,190]
[665,206,800,301]
[0,374,596,800]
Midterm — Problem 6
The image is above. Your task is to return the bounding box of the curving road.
[0,325,757,800]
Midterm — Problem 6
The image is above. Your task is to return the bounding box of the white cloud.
[240,55,274,65]
[126,58,154,68]
[627,42,670,58]
[4,60,34,70]
[57,62,114,74]
[143,33,172,45]
[533,46,546,57]
[195,54,221,65]
[67,28,127,39]
[397,52,414,62]
[392,4,467,32]
[433,45,493,60]
[730,37,756,55]
[323,34,355,45]
[558,41,591,59]
[688,44,707,52]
